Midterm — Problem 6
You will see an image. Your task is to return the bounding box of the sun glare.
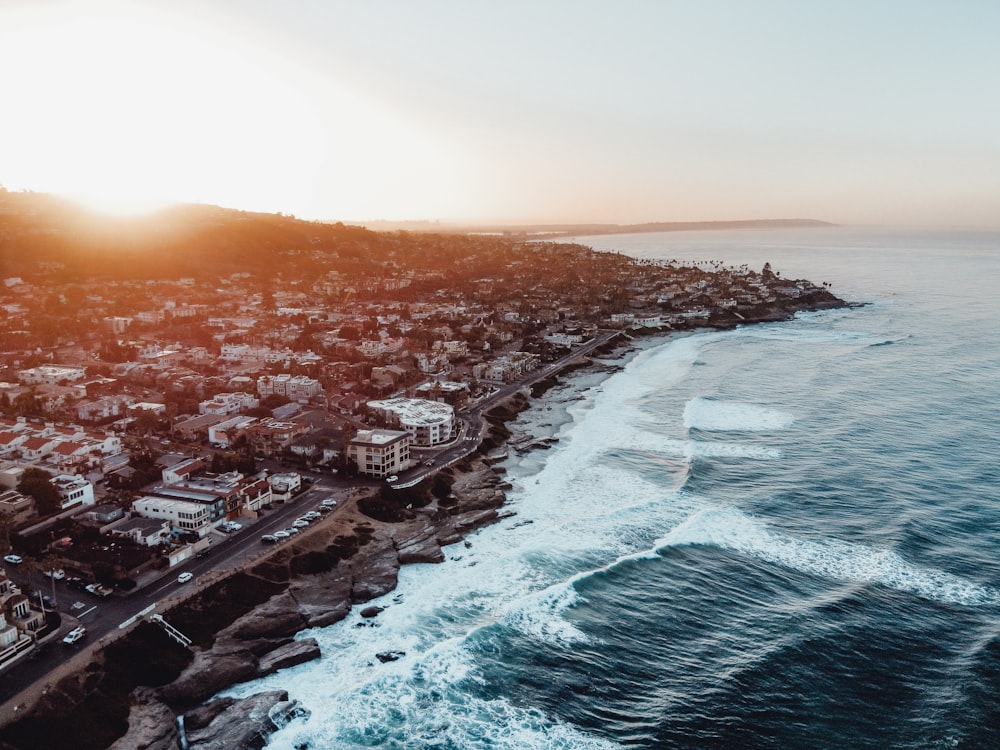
[0,1,333,217]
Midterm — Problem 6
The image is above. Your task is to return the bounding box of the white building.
[17,365,86,385]
[268,472,301,500]
[51,474,95,509]
[208,415,257,448]
[132,496,212,536]
[366,397,455,447]
[348,429,410,478]
[199,391,260,415]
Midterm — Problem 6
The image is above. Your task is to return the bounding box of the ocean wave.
[254,641,623,750]
[659,507,1000,607]
[683,396,795,432]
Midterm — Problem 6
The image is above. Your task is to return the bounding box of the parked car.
[44,568,66,580]
[272,530,291,540]
[385,475,398,483]
[260,534,278,544]
[317,505,332,514]
[3,554,23,565]
[321,498,338,507]
[177,572,193,584]
[62,626,87,645]
[85,582,113,598]
[67,576,89,592]
[292,519,310,528]
[284,527,300,535]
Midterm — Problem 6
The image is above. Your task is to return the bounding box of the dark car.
[67,576,89,592]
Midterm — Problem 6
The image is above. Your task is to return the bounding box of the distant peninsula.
[359,217,836,236]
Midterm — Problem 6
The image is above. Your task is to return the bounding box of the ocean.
[223,227,1000,749]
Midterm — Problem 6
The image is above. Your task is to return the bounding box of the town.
[0,191,844,679]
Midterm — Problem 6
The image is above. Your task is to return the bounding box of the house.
[198,391,259,416]
[132,496,213,537]
[17,365,86,386]
[0,572,40,668]
[107,515,172,547]
[208,416,256,449]
[0,489,34,526]
[160,457,207,485]
[268,472,301,500]
[51,474,95,509]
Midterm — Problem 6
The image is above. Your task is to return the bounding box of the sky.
[1,0,999,227]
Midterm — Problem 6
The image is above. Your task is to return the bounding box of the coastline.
[0,333,656,750]
[2,303,849,749]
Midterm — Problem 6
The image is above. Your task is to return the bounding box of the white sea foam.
[683,396,795,432]
[657,438,782,460]
[660,507,1000,607]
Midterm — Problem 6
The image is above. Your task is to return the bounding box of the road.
[395,329,623,485]
[0,479,343,710]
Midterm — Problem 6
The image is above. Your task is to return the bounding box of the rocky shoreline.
[0,311,845,750]
[0,369,577,750]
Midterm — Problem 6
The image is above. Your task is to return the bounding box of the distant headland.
[359,218,836,236]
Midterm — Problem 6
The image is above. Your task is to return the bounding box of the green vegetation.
[16,468,60,515]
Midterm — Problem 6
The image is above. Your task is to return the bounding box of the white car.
[321,498,338,507]
[292,519,310,528]
[177,572,194,584]
[44,568,66,580]
[62,626,87,645]
[4,554,23,565]
[385,475,398,483]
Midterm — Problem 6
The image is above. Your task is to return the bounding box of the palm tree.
[40,553,63,607]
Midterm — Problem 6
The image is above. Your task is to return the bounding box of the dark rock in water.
[184,690,310,750]
[360,605,384,618]
[376,650,405,663]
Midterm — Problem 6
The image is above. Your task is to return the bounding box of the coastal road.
[0,480,346,714]
[393,329,624,486]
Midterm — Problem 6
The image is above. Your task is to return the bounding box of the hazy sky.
[2,0,998,226]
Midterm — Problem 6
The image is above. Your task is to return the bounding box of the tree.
[17,468,61,516]
[0,514,14,557]
[40,554,63,607]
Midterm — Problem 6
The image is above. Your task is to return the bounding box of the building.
[208,415,257,449]
[0,489,34,526]
[107,515,172,547]
[472,352,540,384]
[0,572,38,669]
[256,373,322,403]
[268,472,301,501]
[132,496,212,536]
[17,365,86,386]
[366,397,455,447]
[198,391,259,416]
[246,418,311,457]
[347,429,410,478]
[51,474,95,509]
